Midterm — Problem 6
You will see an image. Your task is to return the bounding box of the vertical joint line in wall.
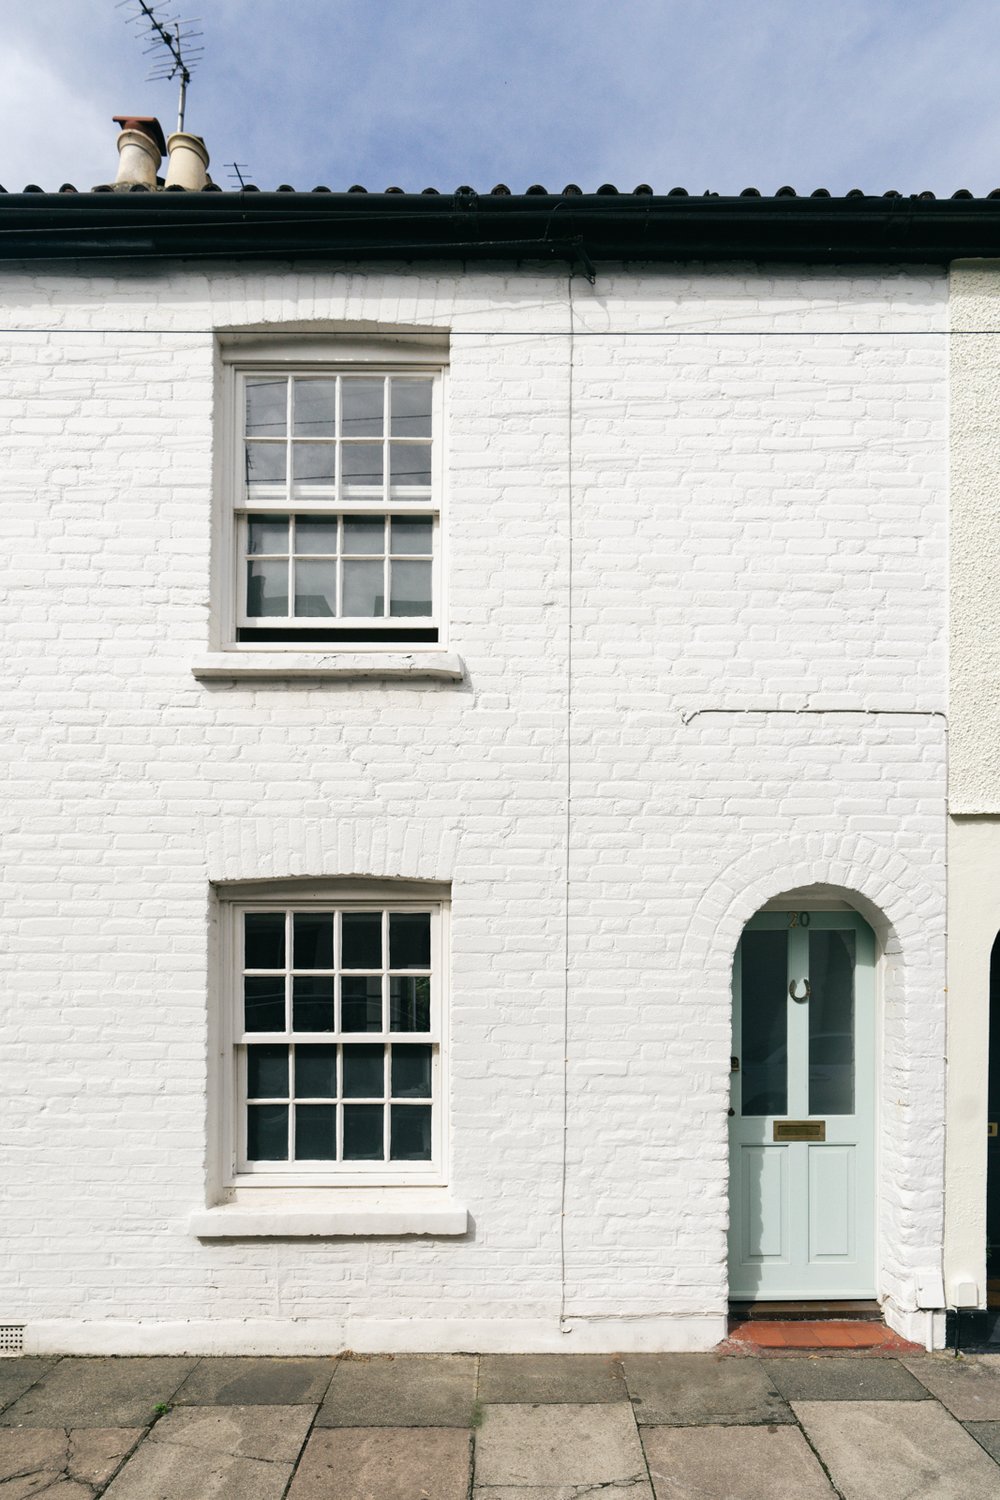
[559,275,575,1333]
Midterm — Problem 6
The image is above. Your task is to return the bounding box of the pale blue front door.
[728,911,876,1300]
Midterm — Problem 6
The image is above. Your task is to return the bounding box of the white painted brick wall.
[0,263,948,1350]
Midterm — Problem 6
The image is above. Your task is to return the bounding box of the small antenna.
[119,0,204,133]
[227,164,253,189]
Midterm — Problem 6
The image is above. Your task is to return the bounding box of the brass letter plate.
[773,1120,826,1142]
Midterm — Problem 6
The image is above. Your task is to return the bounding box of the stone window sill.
[191,652,465,682]
[189,1197,469,1238]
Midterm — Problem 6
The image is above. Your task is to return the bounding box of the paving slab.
[0,1360,59,1415]
[102,1437,292,1500]
[316,1352,477,1426]
[149,1404,314,1463]
[0,1426,141,1496]
[287,1426,471,1499]
[473,1404,651,1491]
[172,1356,336,1406]
[965,1422,1000,1463]
[472,1488,649,1499]
[0,1357,198,1429]
[623,1354,793,1426]
[794,1398,1000,1499]
[902,1355,1000,1420]
[764,1355,930,1402]
[478,1354,627,1404]
[642,1423,837,1499]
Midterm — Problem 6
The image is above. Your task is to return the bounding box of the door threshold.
[728,1300,881,1322]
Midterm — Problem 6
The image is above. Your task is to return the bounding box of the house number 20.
[788,911,811,927]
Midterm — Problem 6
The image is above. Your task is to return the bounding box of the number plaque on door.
[773,1120,826,1142]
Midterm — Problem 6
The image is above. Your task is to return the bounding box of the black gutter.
[2,190,1000,265]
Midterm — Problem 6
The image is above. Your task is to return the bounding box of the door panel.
[728,910,875,1300]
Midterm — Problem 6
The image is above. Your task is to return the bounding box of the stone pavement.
[1,1349,1000,1497]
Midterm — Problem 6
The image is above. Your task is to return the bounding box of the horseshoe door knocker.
[789,978,811,1002]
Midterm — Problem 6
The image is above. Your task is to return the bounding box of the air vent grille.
[0,1327,24,1354]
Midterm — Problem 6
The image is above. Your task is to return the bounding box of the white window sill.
[189,1197,469,1238]
[191,652,464,682]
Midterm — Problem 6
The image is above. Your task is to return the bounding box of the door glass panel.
[740,930,787,1116]
[809,929,855,1115]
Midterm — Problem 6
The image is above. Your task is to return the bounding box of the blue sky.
[4,1,1000,195]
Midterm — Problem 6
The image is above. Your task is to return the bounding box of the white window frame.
[220,894,449,1189]
[218,338,447,652]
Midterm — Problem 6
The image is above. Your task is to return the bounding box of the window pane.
[343,1043,385,1098]
[247,1044,288,1098]
[294,560,337,617]
[294,517,338,555]
[292,443,336,486]
[342,443,384,487]
[343,1103,383,1160]
[809,930,856,1116]
[390,516,432,556]
[341,977,383,1032]
[390,1104,432,1161]
[244,976,286,1032]
[293,379,337,437]
[343,516,386,555]
[390,976,430,1032]
[246,378,287,437]
[390,913,431,969]
[247,1103,288,1160]
[342,912,382,969]
[341,560,384,617]
[248,515,289,555]
[295,1044,338,1098]
[391,1045,431,1098]
[245,912,285,970]
[293,913,334,970]
[245,442,286,485]
[246,560,288,618]
[295,1104,336,1160]
[740,930,787,1117]
[390,442,432,490]
[390,560,432,618]
[342,378,384,437]
[292,976,334,1032]
[390,379,432,438]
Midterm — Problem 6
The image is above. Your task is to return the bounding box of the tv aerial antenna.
[120,1,204,133]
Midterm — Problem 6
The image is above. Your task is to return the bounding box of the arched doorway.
[728,906,877,1300]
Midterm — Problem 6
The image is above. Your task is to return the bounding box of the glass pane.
[244,912,285,970]
[342,378,384,437]
[740,930,787,1116]
[245,378,287,437]
[390,1104,432,1160]
[293,913,334,970]
[391,1045,432,1098]
[294,560,337,617]
[390,516,432,555]
[343,516,386,555]
[390,379,432,438]
[245,442,286,485]
[247,1044,288,1098]
[390,560,432,618]
[292,976,334,1032]
[343,1103,384,1160]
[247,1103,287,1160]
[292,442,336,487]
[341,977,383,1032]
[294,517,339,555]
[343,1043,385,1098]
[390,976,430,1032]
[244,976,286,1032]
[293,379,337,437]
[342,443,384,487]
[246,560,288,618]
[341,560,384,617]
[390,442,431,490]
[295,1044,337,1099]
[809,929,856,1115]
[295,1104,336,1160]
[342,912,382,969]
[390,913,431,969]
[248,515,289,555]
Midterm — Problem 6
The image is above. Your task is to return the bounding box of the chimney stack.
[112,116,166,189]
